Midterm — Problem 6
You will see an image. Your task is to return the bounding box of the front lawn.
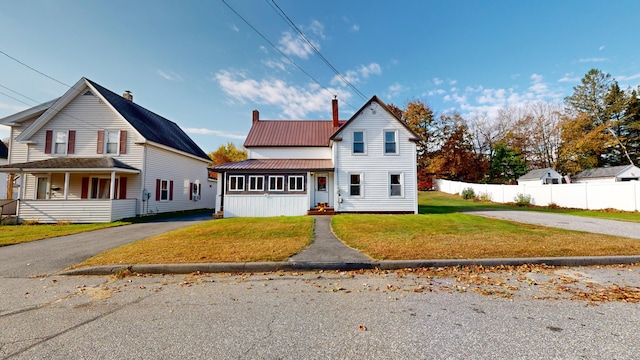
[75,216,314,267]
[0,222,128,247]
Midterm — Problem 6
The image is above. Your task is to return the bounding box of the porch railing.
[0,199,18,218]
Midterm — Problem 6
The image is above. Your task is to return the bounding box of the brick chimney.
[332,96,339,127]
[252,109,259,124]
[123,90,133,102]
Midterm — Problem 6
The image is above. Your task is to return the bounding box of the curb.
[60,255,640,276]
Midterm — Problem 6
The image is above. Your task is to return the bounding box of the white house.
[517,167,563,185]
[211,96,419,217]
[0,77,215,223]
[572,165,640,183]
[0,141,7,199]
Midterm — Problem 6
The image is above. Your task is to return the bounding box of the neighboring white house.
[0,77,215,223]
[517,167,563,185]
[572,165,640,183]
[211,96,419,217]
[0,141,7,199]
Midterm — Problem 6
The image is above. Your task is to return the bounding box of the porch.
[17,198,137,223]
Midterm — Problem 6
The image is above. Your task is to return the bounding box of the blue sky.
[1,0,639,152]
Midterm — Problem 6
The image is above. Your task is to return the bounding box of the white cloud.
[214,70,352,119]
[433,77,443,85]
[558,72,580,83]
[157,70,183,82]
[259,46,268,54]
[428,89,446,96]
[529,73,547,94]
[578,57,608,63]
[351,24,360,32]
[278,31,315,59]
[449,79,457,85]
[229,23,239,32]
[305,20,326,39]
[617,73,640,81]
[262,59,286,71]
[185,127,246,140]
[387,82,407,97]
[331,63,382,86]
[599,45,605,51]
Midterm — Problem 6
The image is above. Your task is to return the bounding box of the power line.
[268,0,369,101]
[0,50,71,88]
[221,0,358,110]
[0,89,31,106]
[0,84,40,104]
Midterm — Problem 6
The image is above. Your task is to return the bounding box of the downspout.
[142,144,148,215]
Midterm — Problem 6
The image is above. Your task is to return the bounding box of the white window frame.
[228,175,245,191]
[352,130,366,155]
[288,175,305,191]
[349,173,363,197]
[104,129,120,155]
[269,175,285,191]
[389,172,403,197]
[53,130,68,155]
[248,176,264,191]
[159,179,169,201]
[384,130,398,155]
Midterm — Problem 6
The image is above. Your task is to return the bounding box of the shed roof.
[244,120,345,147]
[0,157,140,173]
[210,159,333,172]
[518,168,558,181]
[573,165,636,179]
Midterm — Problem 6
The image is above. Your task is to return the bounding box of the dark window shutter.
[81,177,89,199]
[45,130,53,154]
[119,177,127,199]
[97,130,104,154]
[189,182,193,200]
[155,179,161,201]
[169,181,174,201]
[119,130,127,154]
[198,183,201,196]
[67,130,76,154]
[114,179,119,199]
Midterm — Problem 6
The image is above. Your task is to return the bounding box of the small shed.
[517,168,562,185]
[572,165,640,183]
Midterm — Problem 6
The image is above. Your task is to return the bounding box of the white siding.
[334,108,417,213]
[224,194,308,217]
[0,157,6,199]
[111,199,137,221]
[249,147,331,159]
[18,200,113,223]
[142,146,214,215]
[8,118,34,164]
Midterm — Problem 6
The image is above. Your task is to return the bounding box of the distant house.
[572,165,640,183]
[211,96,419,217]
[0,77,215,223]
[0,141,7,199]
[517,168,563,185]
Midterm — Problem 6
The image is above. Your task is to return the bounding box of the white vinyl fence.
[434,179,640,212]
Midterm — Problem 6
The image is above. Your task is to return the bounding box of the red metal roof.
[210,159,333,171]
[244,120,345,147]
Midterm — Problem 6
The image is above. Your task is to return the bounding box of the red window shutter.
[119,130,127,154]
[119,177,127,199]
[81,177,89,199]
[155,179,161,201]
[189,182,193,200]
[67,130,76,154]
[45,130,53,154]
[169,181,174,201]
[97,130,104,154]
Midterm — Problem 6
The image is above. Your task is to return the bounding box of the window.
[105,130,119,154]
[353,131,365,154]
[269,176,285,191]
[54,131,68,154]
[229,175,245,191]
[390,173,402,196]
[289,176,305,191]
[350,174,362,196]
[160,180,169,201]
[90,178,111,199]
[384,130,397,154]
[249,176,264,191]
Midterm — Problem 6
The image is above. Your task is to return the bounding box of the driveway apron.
[289,216,372,263]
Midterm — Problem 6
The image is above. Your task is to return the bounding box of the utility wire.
[0,83,41,104]
[0,90,31,106]
[268,0,368,101]
[0,50,71,88]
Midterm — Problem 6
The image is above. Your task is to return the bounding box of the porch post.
[63,172,70,200]
[109,171,116,200]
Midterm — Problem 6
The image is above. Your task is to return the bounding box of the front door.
[36,176,50,200]
[314,173,329,206]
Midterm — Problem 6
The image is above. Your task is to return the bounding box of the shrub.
[477,191,492,202]
[461,187,476,200]
[514,193,532,206]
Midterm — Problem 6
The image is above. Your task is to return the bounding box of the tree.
[490,143,527,184]
[208,142,247,166]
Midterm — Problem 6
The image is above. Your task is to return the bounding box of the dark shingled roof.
[0,157,140,172]
[0,141,7,159]
[86,79,209,161]
[573,165,634,179]
[244,120,345,147]
[210,159,333,172]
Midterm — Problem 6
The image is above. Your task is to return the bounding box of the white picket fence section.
[434,179,640,212]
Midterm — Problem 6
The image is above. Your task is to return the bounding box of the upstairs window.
[97,130,127,155]
[105,130,119,154]
[54,131,68,154]
[353,131,365,154]
[45,130,75,155]
[384,130,398,154]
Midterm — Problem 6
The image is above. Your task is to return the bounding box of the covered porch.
[0,157,140,223]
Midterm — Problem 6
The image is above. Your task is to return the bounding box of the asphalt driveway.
[0,214,212,278]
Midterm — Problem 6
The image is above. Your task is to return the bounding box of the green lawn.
[0,222,128,247]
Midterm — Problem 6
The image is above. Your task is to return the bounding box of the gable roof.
[330,95,419,141]
[0,98,59,126]
[518,168,559,181]
[244,120,345,147]
[0,141,7,159]
[573,165,638,179]
[12,77,209,161]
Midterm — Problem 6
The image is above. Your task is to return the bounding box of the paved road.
[465,210,640,239]
[1,266,639,359]
[0,214,212,278]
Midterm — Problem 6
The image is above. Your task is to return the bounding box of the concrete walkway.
[289,216,372,263]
